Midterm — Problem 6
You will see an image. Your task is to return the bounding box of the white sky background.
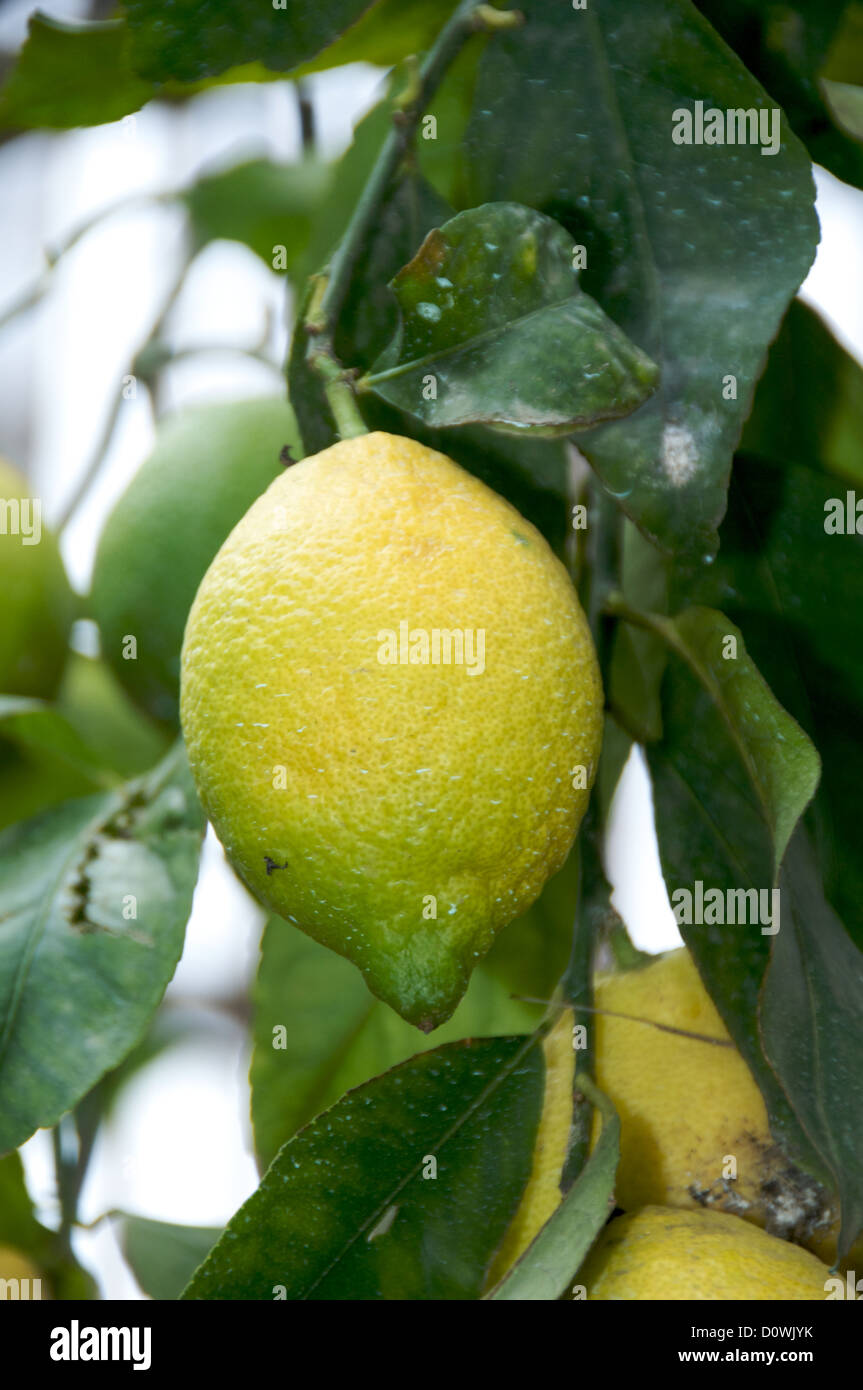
[1,0,862,1298]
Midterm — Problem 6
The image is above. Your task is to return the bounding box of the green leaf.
[291,0,462,77]
[0,745,205,1154]
[823,79,863,143]
[363,203,658,435]
[0,696,116,789]
[0,1151,45,1252]
[465,0,818,557]
[488,1074,620,1301]
[0,1152,97,1298]
[182,158,333,274]
[185,1037,544,1300]
[251,856,574,1169]
[56,654,170,780]
[740,300,863,485]
[125,0,382,84]
[674,454,863,944]
[0,15,152,131]
[289,116,572,555]
[121,1216,222,1300]
[761,829,863,1258]
[694,0,863,188]
[620,604,824,1171]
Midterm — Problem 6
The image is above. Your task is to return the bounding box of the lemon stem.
[303,2,525,436]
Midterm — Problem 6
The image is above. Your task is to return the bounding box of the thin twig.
[302,1,524,437]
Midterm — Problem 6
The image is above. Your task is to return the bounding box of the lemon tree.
[0,0,861,1317]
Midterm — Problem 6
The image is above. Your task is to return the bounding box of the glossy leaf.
[761,830,863,1258]
[0,14,152,131]
[364,203,658,435]
[121,1216,222,1300]
[694,0,863,188]
[465,0,818,557]
[185,1037,543,1300]
[0,746,205,1154]
[623,604,824,1172]
[251,855,575,1168]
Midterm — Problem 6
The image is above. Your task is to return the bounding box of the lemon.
[0,459,73,697]
[91,397,300,724]
[181,431,602,1028]
[581,1206,831,1300]
[487,1009,575,1282]
[591,948,855,1265]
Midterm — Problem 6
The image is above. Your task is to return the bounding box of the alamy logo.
[0,1275,42,1299]
[671,881,780,935]
[377,621,485,676]
[0,495,41,544]
[50,1321,152,1371]
[672,101,780,156]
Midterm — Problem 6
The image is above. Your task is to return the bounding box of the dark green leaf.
[488,1074,620,1301]
[186,1037,543,1300]
[121,1215,222,1299]
[0,15,152,131]
[694,0,863,188]
[183,158,332,273]
[624,604,825,1172]
[465,0,818,557]
[740,300,863,484]
[364,203,658,435]
[251,855,574,1169]
[0,745,205,1154]
[674,454,863,944]
[761,830,863,1258]
[126,0,381,84]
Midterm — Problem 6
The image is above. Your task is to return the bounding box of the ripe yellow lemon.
[591,949,853,1264]
[487,1008,575,1282]
[181,432,602,1028]
[0,459,73,697]
[582,1205,831,1300]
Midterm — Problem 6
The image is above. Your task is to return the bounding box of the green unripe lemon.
[91,397,300,724]
[181,431,602,1029]
[0,459,73,698]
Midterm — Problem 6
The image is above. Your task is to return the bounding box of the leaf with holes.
[185,1037,543,1300]
[465,0,818,557]
[361,202,658,435]
[0,744,205,1154]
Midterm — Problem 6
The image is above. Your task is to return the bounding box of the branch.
[302,1,524,438]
